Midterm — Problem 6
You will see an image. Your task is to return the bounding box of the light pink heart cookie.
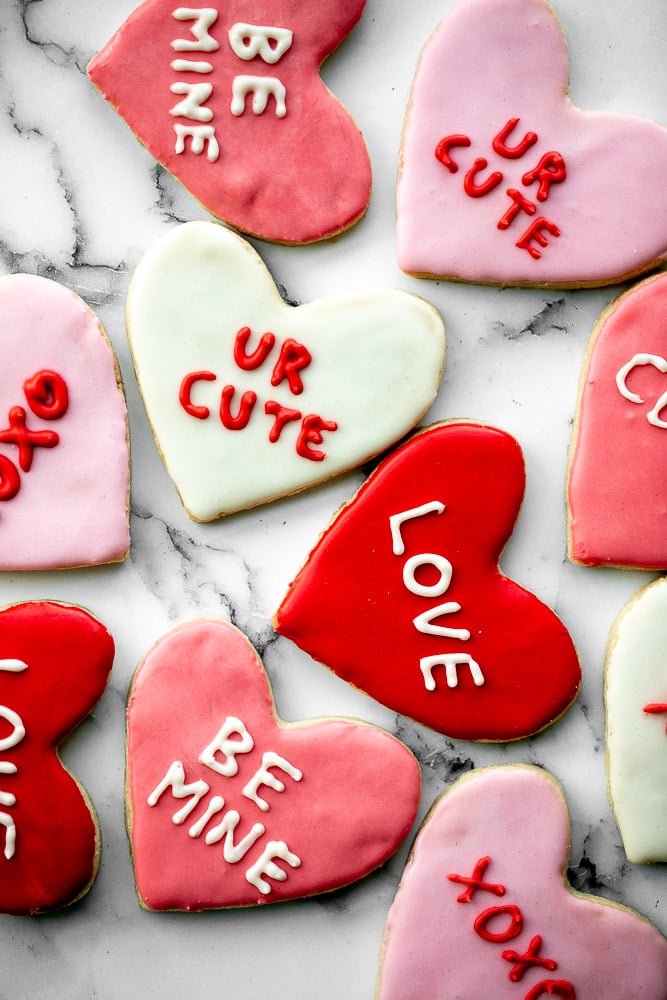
[126,618,421,910]
[0,275,129,569]
[567,272,667,569]
[88,0,371,244]
[397,0,667,287]
[376,766,667,1000]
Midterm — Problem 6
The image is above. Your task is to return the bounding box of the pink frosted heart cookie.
[126,221,445,520]
[0,601,114,915]
[397,0,667,287]
[567,272,667,569]
[274,421,580,742]
[0,274,129,569]
[126,617,421,910]
[376,766,667,1000]
[605,577,667,863]
[88,1,371,244]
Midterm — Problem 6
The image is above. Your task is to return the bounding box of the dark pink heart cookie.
[127,618,421,910]
[88,1,371,243]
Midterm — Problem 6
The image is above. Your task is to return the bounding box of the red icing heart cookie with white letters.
[0,602,114,915]
[0,274,130,569]
[397,0,667,286]
[88,0,371,244]
[126,618,421,910]
[376,766,667,999]
[568,272,667,569]
[126,222,445,520]
[275,421,580,741]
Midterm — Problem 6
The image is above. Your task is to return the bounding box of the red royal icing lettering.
[234,326,276,371]
[23,370,69,421]
[295,414,338,462]
[0,456,20,502]
[524,981,576,1000]
[522,152,567,202]
[516,217,561,259]
[502,935,558,982]
[644,703,667,734]
[270,339,312,396]
[0,407,59,473]
[464,158,503,198]
[497,189,537,231]
[435,134,472,173]
[447,855,506,903]
[179,371,216,419]
[219,385,257,431]
[474,903,524,943]
[492,118,538,160]
[264,400,302,443]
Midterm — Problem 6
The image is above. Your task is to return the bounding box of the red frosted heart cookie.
[88,1,371,244]
[274,421,580,741]
[0,602,114,915]
[126,221,445,520]
[0,274,130,570]
[126,618,421,910]
[568,272,667,569]
[397,0,667,286]
[376,766,667,999]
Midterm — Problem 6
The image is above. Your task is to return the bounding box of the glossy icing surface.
[605,577,667,863]
[0,602,114,915]
[126,618,421,910]
[275,421,581,741]
[376,766,667,999]
[0,274,130,569]
[88,0,371,244]
[567,272,667,568]
[397,0,667,286]
[126,221,445,520]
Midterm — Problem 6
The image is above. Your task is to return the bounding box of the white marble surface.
[0,0,666,996]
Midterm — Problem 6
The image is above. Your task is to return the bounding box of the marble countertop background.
[0,0,666,996]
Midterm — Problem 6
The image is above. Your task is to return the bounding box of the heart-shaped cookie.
[0,274,130,569]
[126,617,421,910]
[0,601,114,915]
[274,421,580,741]
[126,221,445,520]
[568,272,667,569]
[88,0,371,244]
[397,0,667,287]
[605,577,667,863]
[376,766,667,999]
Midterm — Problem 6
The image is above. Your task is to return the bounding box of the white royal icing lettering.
[147,760,210,824]
[390,503,484,693]
[420,653,485,691]
[198,716,254,777]
[244,840,301,895]
[228,23,293,65]
[616,353,667,429]
[170,81,214,122]
[171,8,220,52]
[230,76,287,118]
[203,809,266,861]
[242,751,303,812]
[390,501,446,556]
[173,123,220,162]
[0,659,27,861]
[170,59,214,74]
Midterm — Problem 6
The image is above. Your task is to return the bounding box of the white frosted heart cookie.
[397,0,667,287]
[126,221,446,520]
[605,577,667,863]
